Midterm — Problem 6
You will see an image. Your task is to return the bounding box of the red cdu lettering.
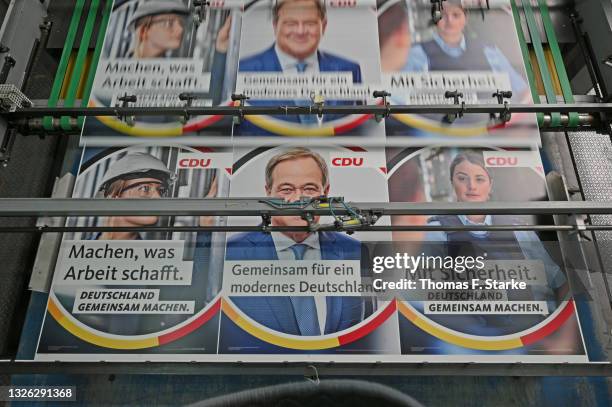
[486,156,517,166]
[331,157,364,167]
[179,158,212,168]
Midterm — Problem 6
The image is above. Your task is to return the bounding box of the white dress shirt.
[274,44,320,73]
[271,231,326,334]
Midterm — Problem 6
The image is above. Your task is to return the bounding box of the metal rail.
[0,361,609,377]
[16,114,597,136]
[0,198,611,217]
[1,224,612,234]
[1,103,612,118]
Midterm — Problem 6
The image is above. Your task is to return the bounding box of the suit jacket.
[236,45,363,135]
[239,45,362,82]
[226,231,366,335]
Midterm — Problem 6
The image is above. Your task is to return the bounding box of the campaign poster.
[384,147,588,361]
[80,0,243,146]
[216,146,401,357]
[378,0,540,146]
[35,145,231,361]
[232,0,386,146]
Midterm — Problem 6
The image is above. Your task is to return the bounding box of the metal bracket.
[178,92,200,124]
[310,92,325,120]
[0,127,17,167]
[444,90,464,123]
[0,55,16,84]
[430,0,447,24]
[373,90,391,123]
[367,209,384,226]
[193,0,210,25]
[0,45,15,84]
[491,89,513,124]
[301,211,316,231]
[0,84,33,112]
[115,93,137,126]
[231,93,249,124]
[261,212,272,233]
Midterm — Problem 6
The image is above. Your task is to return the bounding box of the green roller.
[43,0,86,131]
[520,0,562,127]
[510,0,544,126]
[77,0,113,129]
[537,0,580,127]
[60,0,101,131]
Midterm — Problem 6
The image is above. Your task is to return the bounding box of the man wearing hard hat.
[95,152,175,240]
[128,0,190,58]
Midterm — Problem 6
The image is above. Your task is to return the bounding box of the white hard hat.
[98,152,175,195]
[128,0,190,31]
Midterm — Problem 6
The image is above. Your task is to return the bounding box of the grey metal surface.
[542,132,582,190]
[517,0,577,45]
[574,0,612,100]
[28,173,74,293]
[0,198,612,217]
[0,0,47,87]
[0,0,50,362]
[2,361,611,377]
[547,171,612,362]
[45,0,104,50]
[567,131,612,308]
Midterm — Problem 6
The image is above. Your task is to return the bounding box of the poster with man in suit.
[217,146,401,355]
[232,0,385,145]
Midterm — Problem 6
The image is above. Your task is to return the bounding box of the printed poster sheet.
[36,0,590,364]
[81,0,242,146]
[35,146,588,362]
[379,0,540,146]
[79,0,541,147]
[36,145,230,357]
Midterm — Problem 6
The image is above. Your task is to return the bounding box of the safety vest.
[421,36,491,71]
[426,214,546,333]
[430,214,525,260]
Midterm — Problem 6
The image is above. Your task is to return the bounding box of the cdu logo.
[331,157,364,167]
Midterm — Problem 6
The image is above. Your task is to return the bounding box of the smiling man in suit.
[226,147,368,336]
[240,0,361,79]
[236,0,363,134]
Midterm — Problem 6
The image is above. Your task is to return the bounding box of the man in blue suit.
[235,0,363,135]
[225,147,368,335]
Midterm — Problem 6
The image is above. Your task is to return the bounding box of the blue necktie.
[295,61,308,73]
[288,243,321,336]
[295,62,317,125]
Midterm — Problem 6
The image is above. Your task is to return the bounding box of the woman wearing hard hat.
[128,0,190,58]
[95,152,175,240]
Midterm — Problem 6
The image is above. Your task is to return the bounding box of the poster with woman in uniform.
[386,146,588,361]
[378,0,540,146]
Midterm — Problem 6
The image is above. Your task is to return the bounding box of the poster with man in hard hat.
[35,145,231,360]
[80,0,243,146]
